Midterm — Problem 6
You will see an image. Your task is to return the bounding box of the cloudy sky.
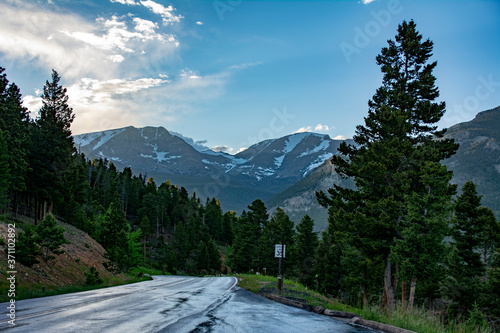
[0,0,499,153]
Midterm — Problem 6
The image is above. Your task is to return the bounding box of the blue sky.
[0,0,499,153]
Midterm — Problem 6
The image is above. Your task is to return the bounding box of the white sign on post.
[274,244,286,258]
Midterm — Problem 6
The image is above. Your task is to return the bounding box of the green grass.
[234,274,495,333]
[0,270,153,303]
[129,266,168,277]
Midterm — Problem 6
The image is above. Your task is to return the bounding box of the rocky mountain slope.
[74,127,349,213]
[442,106,500,216]
[267,106,500,231]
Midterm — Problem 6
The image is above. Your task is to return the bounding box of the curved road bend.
[0,276,377,333]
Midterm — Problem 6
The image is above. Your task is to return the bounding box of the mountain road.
[0,276,376,333]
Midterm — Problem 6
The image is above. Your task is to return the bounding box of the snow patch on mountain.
[274,155,285,168]
[74,128,126,150]
[283,132,310,154]
[303,152,333,177]
[299,138,331,157]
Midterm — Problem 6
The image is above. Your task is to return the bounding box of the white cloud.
[62,77,168,133]
[360,0,376,4]
[62,15,170,52]
[23,95,43,118]
[0,3,179,80]
[133,17,159,34]
[236,147,247,154]
[212,145,234,153]
[294,124,330,134]
[108,54,125,63]
[333,135,346,140]
[196,21,204,25]
[0,2,259,135]
[110,0,138,5]
[314,124,329,132]
[140,0,183,25]
[295,126,312,133]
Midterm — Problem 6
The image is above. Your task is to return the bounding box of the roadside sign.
[274,244,286,258]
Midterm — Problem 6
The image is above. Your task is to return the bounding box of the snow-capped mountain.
[74,126,350,212]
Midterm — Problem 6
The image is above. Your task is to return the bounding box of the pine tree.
[17,225,42,267]
[317,20,458,314]
[231,200,268,273]
[259,208,295,276]
[295,215,319,287]
[29,70,76,222]
[0,68,31,214]
[140,215,151,266]
[100,195,131,270]
[391,161,455,311]
[37,213,69,261]
[0,130,10,212]
[221,211,236,246]
[443,181,488,315]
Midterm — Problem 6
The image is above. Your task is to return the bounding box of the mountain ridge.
[74,126,349,213]
[266,106,500,229]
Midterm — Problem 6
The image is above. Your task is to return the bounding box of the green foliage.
[317,20,458,314]
[17,224,42,266]
[128,228,142,268]
[85,267,103,285]
[443,181,498,319]
[100,197,130,251]
[231,200,268,273]
[0,130,10,212]
[28,70,76,222]
[259,207,295,276]
[37,214,69,261]
[294,215,319,287]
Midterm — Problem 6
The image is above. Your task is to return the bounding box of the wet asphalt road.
[0,276,377,333]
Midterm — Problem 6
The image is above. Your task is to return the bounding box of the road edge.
[261,294,417,333]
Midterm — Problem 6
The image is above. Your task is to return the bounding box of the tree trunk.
[382,254,395,315]
[34,198,39,225]
[408,277,417,312]
[428,294,434,311]
[402,281,407,311]
[143,236,146,267]
[363,285,369,308]
[43,200,47,220]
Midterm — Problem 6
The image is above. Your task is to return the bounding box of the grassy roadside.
[0,267,162,303]
[235,274,494,333]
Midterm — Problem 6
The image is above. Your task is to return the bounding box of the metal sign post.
[275,243,286,295]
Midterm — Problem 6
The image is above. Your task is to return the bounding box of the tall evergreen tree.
[295,215,319,287]
[16,225,42,267]
[37,213,69,262]
[443,181,488,315]
[317,20,458,314]
[391,161,455,311]
[259,208,295,276]
[231,200,268,273]
[0,68,31,214]
[29,70,76,221]
[0,130,10,212]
